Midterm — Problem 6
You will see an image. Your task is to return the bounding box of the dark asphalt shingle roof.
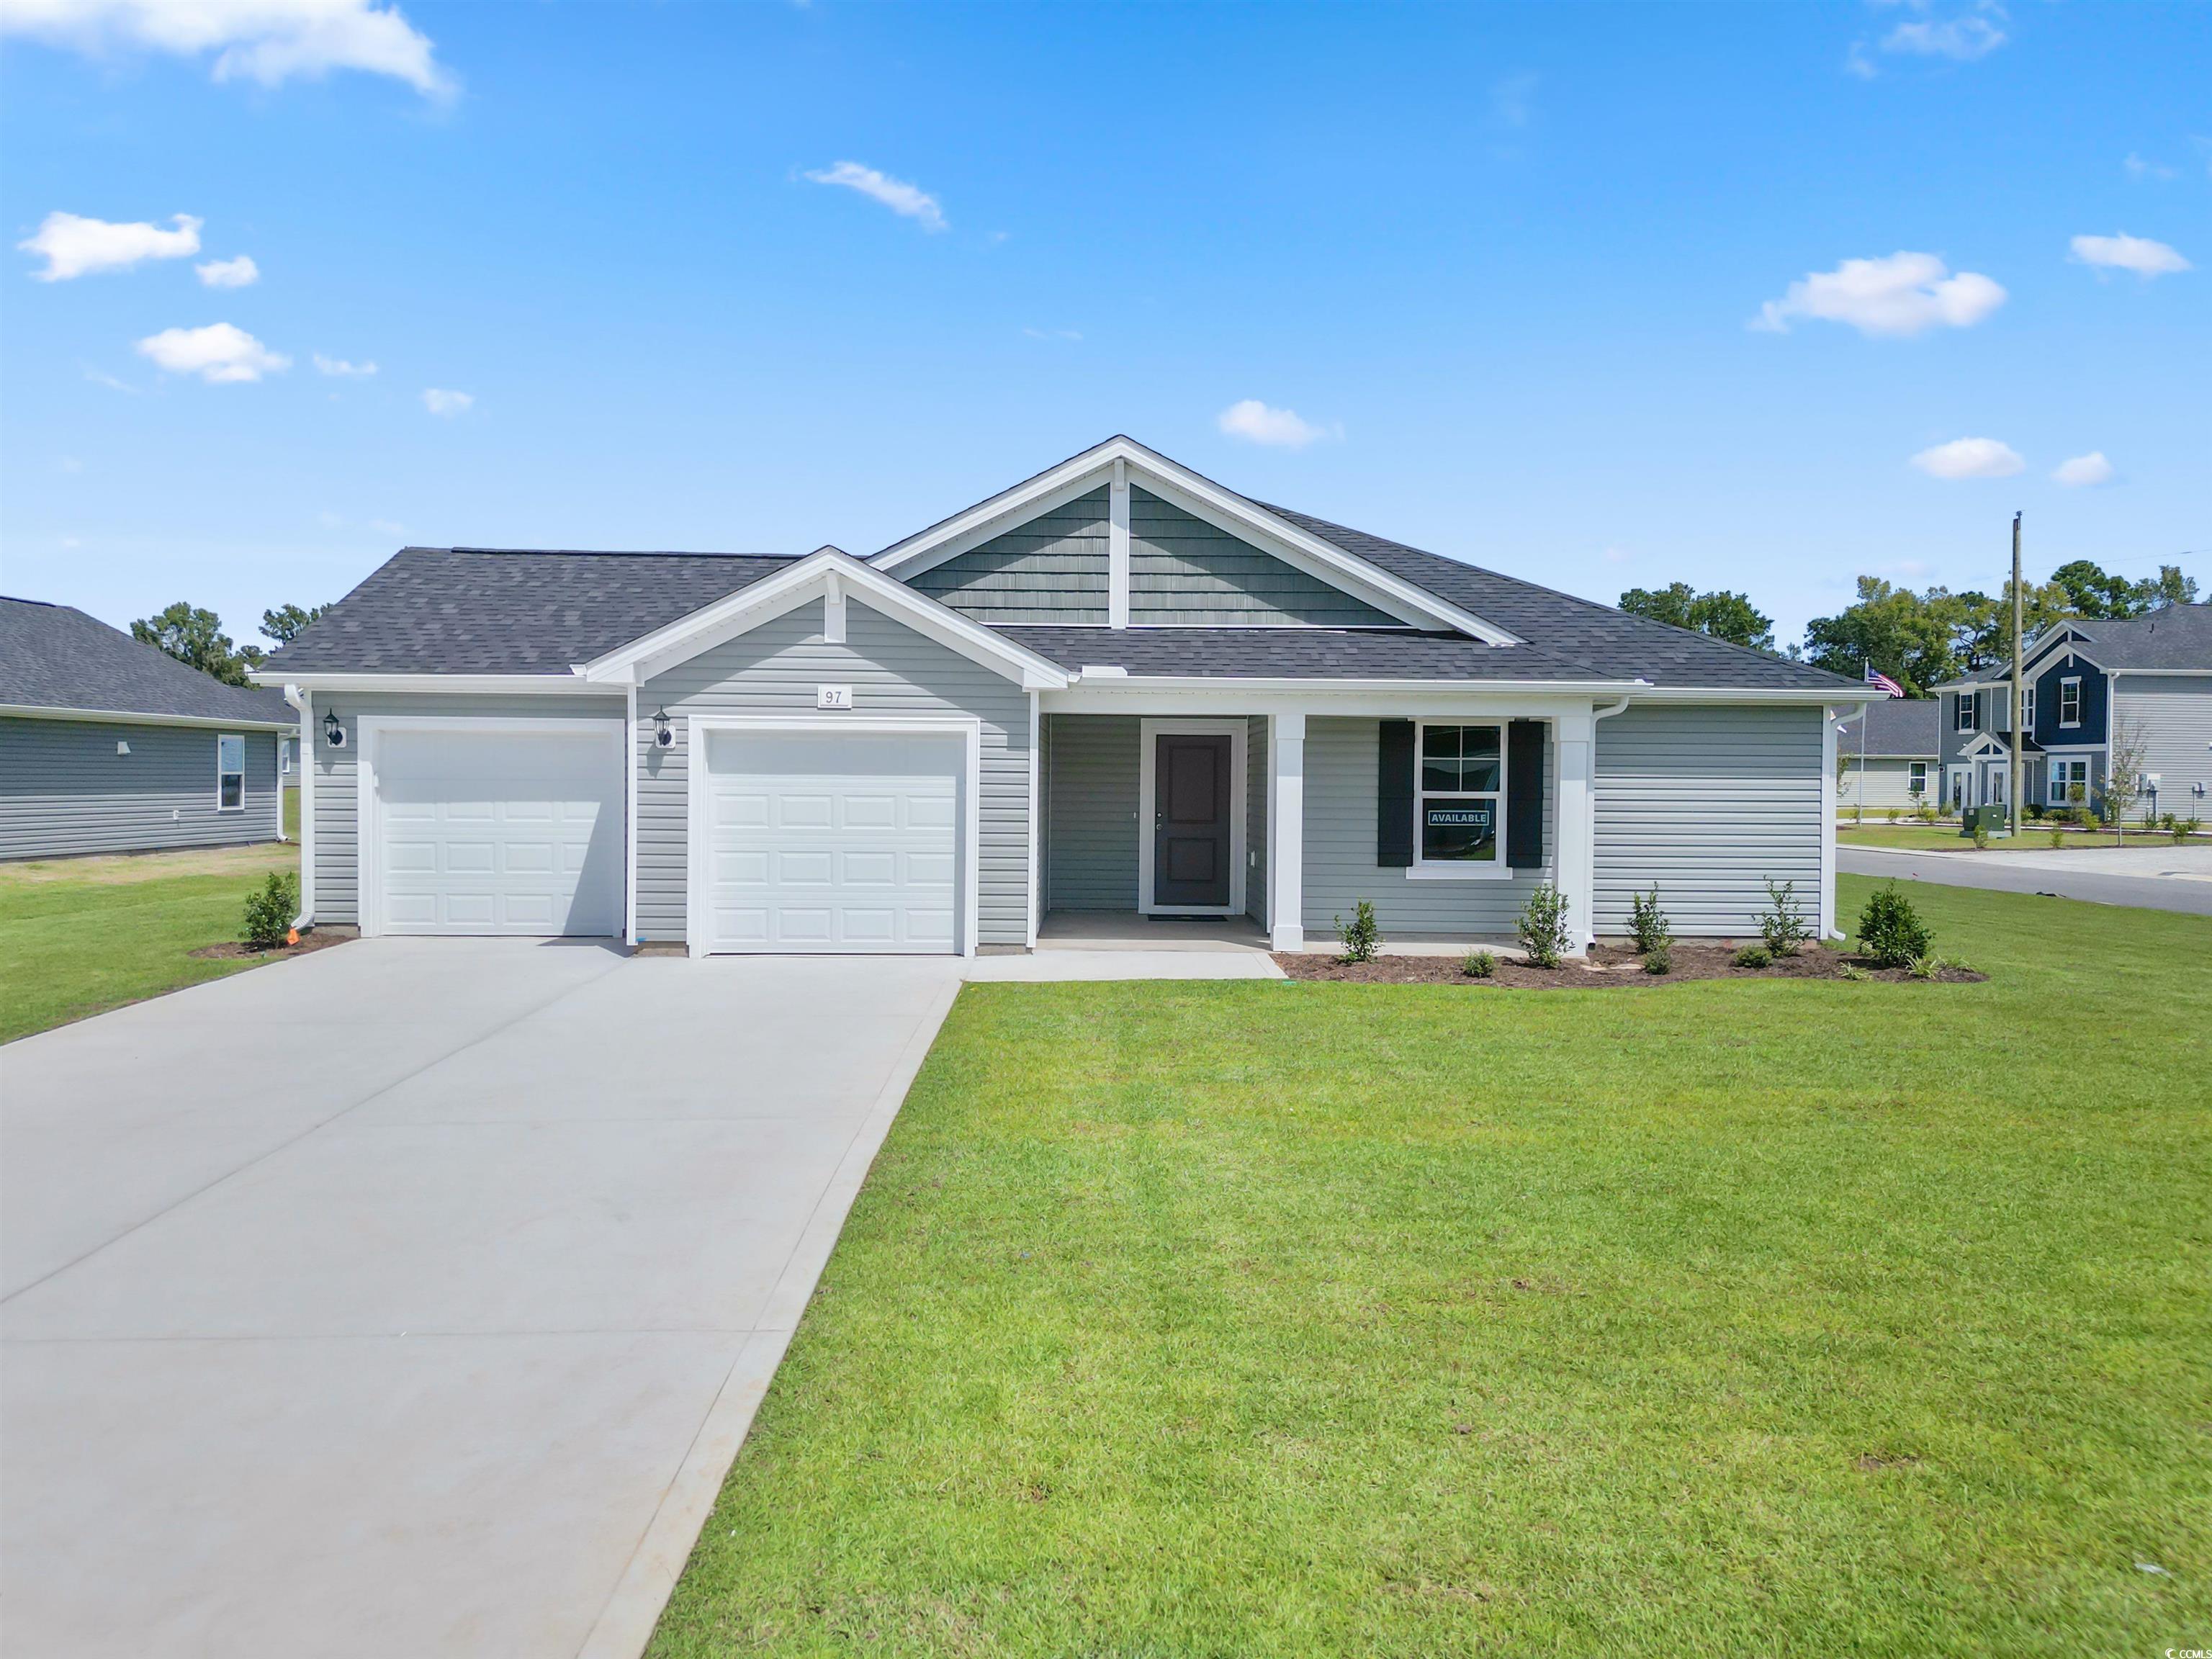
[1833,698,1941,756]
[1937,604,2212,685]
[997,627,1617,681]
[263,548,795,675]
[0,597,295,724]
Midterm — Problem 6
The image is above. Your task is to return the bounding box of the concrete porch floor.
[1031,911,1532,959]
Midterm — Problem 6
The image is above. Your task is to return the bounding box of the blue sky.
[3,1,2205,654]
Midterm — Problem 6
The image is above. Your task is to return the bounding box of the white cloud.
[368,518,405,536]
[421,387,472,416]
[195,253,258,287]
[1216,399,1336,449]
[803,161,946,233]
[18,210,200,280]
[1490,71,1537,130]
[135,322,289,383]
[1753,251,2005,337]
[313,353,377,377]
[1881,10,2006,61]
[0,0,452,96]
[2069,232,2191,277]
[1843,40,1878,78]
[2124,153,2178,182]
[1910,436,2023,480]
[1600,545,1635,565]
[83,366,140,393]
[1022,326,1082,341]
[2051,451,2116,487]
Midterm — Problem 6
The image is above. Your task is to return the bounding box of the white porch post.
[1554,709,1595,953]
[1268,711,1305,952]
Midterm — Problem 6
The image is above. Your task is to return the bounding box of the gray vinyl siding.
[1,716,282,860]
[909,487,1109,624]
[1839,755,1935,812]
[309,692,622,925]
[1246,716,1269,925]
[1041,714,1138,911]
[1130,487,1398,626]
[1593,704,1823,936]
[2113,674,2212,824]
[1300,716,1555,937]
[638,599,1033,946]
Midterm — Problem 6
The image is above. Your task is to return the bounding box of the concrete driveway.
[1,939,961,1659]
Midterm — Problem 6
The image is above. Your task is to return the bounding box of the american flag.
[1863,665,1905,698]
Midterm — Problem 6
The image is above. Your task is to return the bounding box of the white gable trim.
[868,435,1519,644]
[574,548,1070,691]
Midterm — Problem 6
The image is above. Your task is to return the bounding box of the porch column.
[1268,711,1305,952]
[1554,710,1594,953]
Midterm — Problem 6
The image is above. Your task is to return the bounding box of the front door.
[1152,734,1232,909]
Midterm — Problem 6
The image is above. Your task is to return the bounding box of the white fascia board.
[868,434,1519,644]
[577,547,1070,691]
[1629,685,1876,706]
[247,673,622,696]
[1043,679,1644,719]
[0,702,297,732]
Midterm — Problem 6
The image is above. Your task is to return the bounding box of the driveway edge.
[575,971,964,1659]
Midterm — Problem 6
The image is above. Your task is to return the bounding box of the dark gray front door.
[1153,734,1232,908]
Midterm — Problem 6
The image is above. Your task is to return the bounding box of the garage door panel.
[701,730,963,955]
[374,728,622,938]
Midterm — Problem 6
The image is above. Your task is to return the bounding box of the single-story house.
[1,597,297,861]
[255,436,1869,955]
[1835,698,1941,813]
[1930,603,2211,821]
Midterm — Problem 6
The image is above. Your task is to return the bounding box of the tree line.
[130,602,328,688]
[1619,559,2197,696]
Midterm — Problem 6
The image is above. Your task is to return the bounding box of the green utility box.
[1961,804,2011,837]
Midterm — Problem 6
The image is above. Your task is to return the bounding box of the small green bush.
[2048,827,2066,849]
[1857,881,1933,968]
[1333,899,1380,964]
[1731,944,1772,970]
[1461,949,1496,979]
[1971,823,1990,851]
[1642,944,1672,976]
[2175,817,2201,845]
[1516,884,1572,969]
[1756,878,1812,958]
[1627,885,1671,956]
[242,870,300,952]
[1907,953,1942,981]
[1838,963,1871,982]
[1884,806,1902,823]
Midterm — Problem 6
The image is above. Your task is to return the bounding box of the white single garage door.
[372,725,624,936]
[700,729,963,953]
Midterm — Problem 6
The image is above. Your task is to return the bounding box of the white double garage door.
[369,721,965,953]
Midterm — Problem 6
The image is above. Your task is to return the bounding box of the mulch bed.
[189,926,359,963]
[1274,941,1985,988]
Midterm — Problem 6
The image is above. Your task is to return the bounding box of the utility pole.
[2009,511,2023,839]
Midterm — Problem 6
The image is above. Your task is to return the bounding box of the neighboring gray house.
[255,436,1869,954]
[1930,604,2211,822]
[1,597,297,860]
[1835,698,1941,814]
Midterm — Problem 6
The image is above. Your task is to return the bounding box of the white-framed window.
[279,737,292,775]
[1416,721,1505,870]
[1908,761,1928,795]
[2059,677,2082,728]
[2049,757,2089,804]
[1954,693,1977,733]
[2021,686,2036,731]
[216,733,246,811]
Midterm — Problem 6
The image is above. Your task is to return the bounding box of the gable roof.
[1936,603,2212,688]
[1833,697,1942,757]
[0,597,295,727]
[262,548,794,676]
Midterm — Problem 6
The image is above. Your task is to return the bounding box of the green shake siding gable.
[907,487,1109,624]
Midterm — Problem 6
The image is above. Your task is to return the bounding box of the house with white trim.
[1835,698,1941,814]
[1930,604,2212,822]
[254,437,1871,955]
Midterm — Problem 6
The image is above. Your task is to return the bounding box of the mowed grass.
[0,839,299,1043]
[1838,822,2203,852]
[652,877,2211,1658]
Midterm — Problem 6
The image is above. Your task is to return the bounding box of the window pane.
[1459,757,1501,793]
[1421,726,1461,759]
[1421,797,1497,861]
[1462,727,1501,759]
[1421,756,1460,791]
[218,735,244,770]
[220,775,243,809]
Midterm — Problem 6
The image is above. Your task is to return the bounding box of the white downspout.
[287,685,314,930]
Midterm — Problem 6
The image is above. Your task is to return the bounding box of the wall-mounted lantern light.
[323,707,347,749]
[652,706,675,749]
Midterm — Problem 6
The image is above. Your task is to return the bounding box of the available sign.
[1425,804,1494,832]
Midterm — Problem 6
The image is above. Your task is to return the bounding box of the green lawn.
[1839,822,2204,852]
[653,876,2210,1658]
[0,839,301,1043]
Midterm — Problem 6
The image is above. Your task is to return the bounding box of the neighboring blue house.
[1,597,297,860]
[1930,603,2212,822]
[257,436,1871,953]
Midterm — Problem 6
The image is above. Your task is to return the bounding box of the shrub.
[1642,944,1672,976]
[1334,899,1380,964]
[1461,949,1496,979]
[1971,823,1990,851]
[2048,827,2066,849]
[1838,963,1871,982]
[1907,953,1942,981]
[2026,802,2045,822]
[2069,805,2095,829]
[1732,944,1772,970]
[1884,806,1902,823]
[1516,884,1572,969]
[242,870,299,952]
[2158,811,2178,833]
[2175,817,2201,845]
[1756,878,1812,958]
[1627,885,1671,956]
[1857,881,1933,968]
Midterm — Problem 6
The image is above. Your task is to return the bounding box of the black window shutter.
[1377,720,1414,867]
[1506,720,1545,868]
